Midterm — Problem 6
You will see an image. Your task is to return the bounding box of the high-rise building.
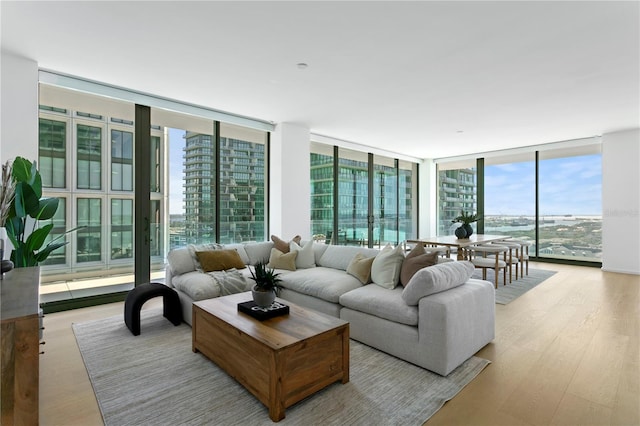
[437,168,477,235]
[181,131,266,245]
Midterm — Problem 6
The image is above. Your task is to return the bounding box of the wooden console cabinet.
[1,267,41,426]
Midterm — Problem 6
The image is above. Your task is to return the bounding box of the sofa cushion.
[402,261,476,305]
[289,240,316,269]
[318,245,380,271]
[339,285,418,326]
[267,248,297,271]
[400,245,439,286]
[346,253,375,284]
[279,267,362,303]
[222,243,250,265]
[171,271,221,301]
[195,249,246,272]
[271,234,301,253]
[371,244,405,289]
[312,243,329,265]
[244,241,274,265]
[167,247,196,275]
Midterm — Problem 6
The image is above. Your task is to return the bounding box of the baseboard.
[600,267,640,275]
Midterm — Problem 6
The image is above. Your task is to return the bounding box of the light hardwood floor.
[39,262,639,425]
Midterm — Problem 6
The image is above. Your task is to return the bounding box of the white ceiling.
[1,1,638,159]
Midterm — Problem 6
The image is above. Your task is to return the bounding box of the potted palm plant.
[249,261,282,308]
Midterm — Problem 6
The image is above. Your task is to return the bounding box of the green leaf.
[25,224,53,252]
[35,197,59,221]
[13,181,40,218]
[35,241,68,262]
[11,157,33,183]
[4,216,23,247]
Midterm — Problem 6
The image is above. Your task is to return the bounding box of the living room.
[1,1,639,425]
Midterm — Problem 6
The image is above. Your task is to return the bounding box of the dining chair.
[468,244,509,289]
[487,241,521,282]
[508,239,531,276]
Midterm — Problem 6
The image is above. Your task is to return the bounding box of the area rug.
[73,309,490,426]
[472,268,557,304]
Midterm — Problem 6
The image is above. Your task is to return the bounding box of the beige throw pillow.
[371,244,405,289]
[346,253,375,284]
[400,244,439,286]
[267,248,297,271]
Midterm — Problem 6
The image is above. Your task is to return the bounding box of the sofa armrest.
[165,266,175,288]
[417,279,495,375]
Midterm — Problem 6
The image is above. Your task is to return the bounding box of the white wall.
[1,53,39,163]
[601,129,640,275]
[269,122,311,240]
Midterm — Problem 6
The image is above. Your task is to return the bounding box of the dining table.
[406,234,512,261]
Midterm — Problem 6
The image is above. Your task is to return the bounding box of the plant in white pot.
[5,157,80,268]
[249,261,282,308]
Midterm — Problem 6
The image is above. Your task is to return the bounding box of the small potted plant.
[451,210,480,239]
[249,261,282,308]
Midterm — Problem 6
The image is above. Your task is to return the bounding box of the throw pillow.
[400,245,439,286]
[346,253,375,285]
[370,244,405,289]
[267,248,297,271]
[167,248,196,275]
[401,260,475,305]
[271,234,302,253]
[289,240,316,269]
[195,249,246,272]
[188,243,223,270]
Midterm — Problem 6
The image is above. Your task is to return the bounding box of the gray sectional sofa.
[165,240,495,376]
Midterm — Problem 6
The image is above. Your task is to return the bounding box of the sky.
[484,154,602,216]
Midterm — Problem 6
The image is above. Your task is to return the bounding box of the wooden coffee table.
[192,292,350,422]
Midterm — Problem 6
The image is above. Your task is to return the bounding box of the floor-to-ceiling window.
[373,156,398,246]
[310,142,418,247]
[484,153,535,242]
[435,140,602,265]
[436,160,477,236]
[36,79,271,307]
[337,148,369,246]
[538,146,602,262]
[218,123,267,244]
[398,160,418,243]
[310,142,334,242]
